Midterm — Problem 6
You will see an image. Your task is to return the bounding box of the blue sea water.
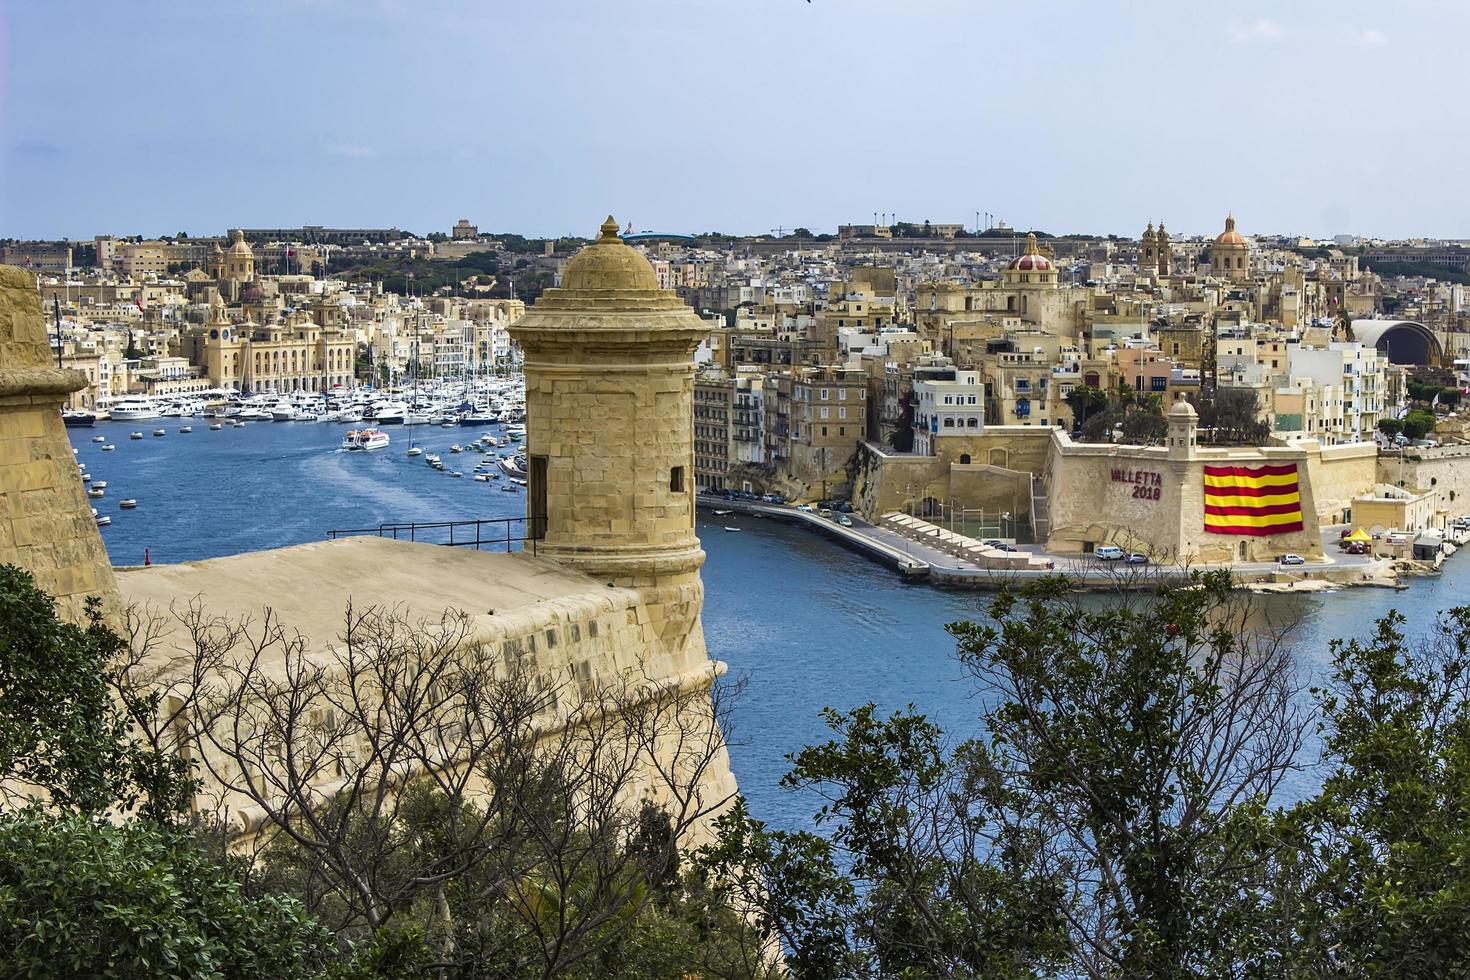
[70,420,1455,830]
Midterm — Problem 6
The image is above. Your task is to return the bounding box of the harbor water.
[70,420,1456,830]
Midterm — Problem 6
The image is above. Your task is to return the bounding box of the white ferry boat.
[342,428,390,451]
[110,398,161,421]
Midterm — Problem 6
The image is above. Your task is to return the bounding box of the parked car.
[836,501,853,513]
[1125,552,1149,564]
[991,542,1017,553]
[837,515,853,527]
[1095,545,1126,561]
[1279,553,1306,566]
[796,503,815,512]
[1344,542,1368,555]
[819,508,833,518]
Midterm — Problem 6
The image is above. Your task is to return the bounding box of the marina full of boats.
[67,376,532,540]
[70,375,527,429]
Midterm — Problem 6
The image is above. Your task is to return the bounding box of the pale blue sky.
[1,0,1462,241]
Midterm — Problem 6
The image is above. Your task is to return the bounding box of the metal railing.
[327,516,545,554]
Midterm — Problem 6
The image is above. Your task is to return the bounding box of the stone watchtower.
[509,216,717,690]
[0,266,118,620]
[1166,399,1198,460]
[510,216,705,588]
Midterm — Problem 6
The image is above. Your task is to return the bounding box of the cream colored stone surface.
[0,264,118,621]
[104,221,739,839]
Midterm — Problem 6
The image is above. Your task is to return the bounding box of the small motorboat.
[210,423,223,431]
[101,444,116,451]
[449,471,463,478]
[91,435,106,443]
[92,481,107,490]
[449,445,463,453]
[179,426,192,433]
[474,474,490,482]
[500,484,518,492]
[119,499,138,509]
[153,429,166,436]
[714,509,733,516]
[406,447,423,457]
[129,432,143,440]
[425,454,441,465]
[232,420,247,427]
[723,526,741,533]
[81,473,91,482]
[95,515,111,527]
[87,487,104,498]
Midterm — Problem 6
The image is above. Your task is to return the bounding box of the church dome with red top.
[1006,232,1052,271]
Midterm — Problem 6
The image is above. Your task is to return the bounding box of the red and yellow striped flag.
[1202,463,1303,536]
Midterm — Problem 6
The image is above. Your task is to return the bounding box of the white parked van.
[1095,545,1126,561]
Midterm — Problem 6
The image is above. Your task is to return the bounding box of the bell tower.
[509,216,706,587]
[1140,222,1157,276]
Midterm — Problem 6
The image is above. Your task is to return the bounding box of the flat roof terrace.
[117,537,606,640]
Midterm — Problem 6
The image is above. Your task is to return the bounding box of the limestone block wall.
[0,265,118,621]
[528,363,696,559]
[1303,442,1378,524]
[129,572,737,841]
[1044,435,1325,563]
[1384,446,1470,514]
[853,428,1052,526]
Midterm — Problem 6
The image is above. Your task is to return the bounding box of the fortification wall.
[1044,434,1324,563]
[0,265,118,621]
[852,427,1051,524]
[1383,445,1470,514]
[1302,441,1379,523]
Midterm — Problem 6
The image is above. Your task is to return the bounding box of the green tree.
[700,708,1070,979]
[948,573,1309,977]
[0,809,331,979]
[1064,384,1109,432]
[1191,388,1270,445]
[707,573,1310,979]
[1281,609,1470,976]
[1402,408,1437,440]
[0,565,189,819]
[1378,417,1404,438]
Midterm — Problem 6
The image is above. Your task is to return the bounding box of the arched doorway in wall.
[988,447,1010,467]
[959,453,972,465]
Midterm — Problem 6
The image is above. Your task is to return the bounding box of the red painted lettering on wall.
[1111,468,1162,501]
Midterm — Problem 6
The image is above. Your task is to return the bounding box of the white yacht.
[369,400,408,425]
[110,398,161,421]
[270,401,298,422]
[342,428,391,451]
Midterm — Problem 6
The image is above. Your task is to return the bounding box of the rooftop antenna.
[52,296,63,368]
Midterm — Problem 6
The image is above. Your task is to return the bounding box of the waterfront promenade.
[695,495,1408,591]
